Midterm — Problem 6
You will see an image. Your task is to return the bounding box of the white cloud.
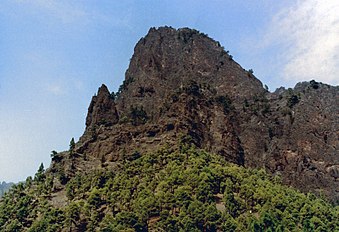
[264,0,339,85]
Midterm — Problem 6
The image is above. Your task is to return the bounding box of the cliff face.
[63,27,337,202]
[238,82,338,200]
[116,27,264,116]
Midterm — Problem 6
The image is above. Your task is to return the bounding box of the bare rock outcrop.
[86,84,119,129]
[65,27,338,202]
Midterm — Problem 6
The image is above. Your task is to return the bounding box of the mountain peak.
[116,26,264,118]
[80,27,337,203]
[97,84,110,96]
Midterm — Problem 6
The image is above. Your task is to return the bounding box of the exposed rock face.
[238,82,338,201]
[66,27,338,202]
[116,27,264,119]
[86,84,119,128]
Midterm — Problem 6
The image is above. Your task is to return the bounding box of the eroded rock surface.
[53,27,338,202]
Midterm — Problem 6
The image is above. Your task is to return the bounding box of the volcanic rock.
[69,27,338,202]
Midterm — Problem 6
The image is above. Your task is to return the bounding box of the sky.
[0,0,338,182]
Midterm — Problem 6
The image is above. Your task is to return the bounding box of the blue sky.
[0,0,338,182]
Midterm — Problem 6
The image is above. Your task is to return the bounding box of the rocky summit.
[1,26,338,231]
[70,26,338,202]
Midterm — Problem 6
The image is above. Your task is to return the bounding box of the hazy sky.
[1,0,338,182]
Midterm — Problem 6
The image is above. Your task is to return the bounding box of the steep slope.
[79,27,265,166]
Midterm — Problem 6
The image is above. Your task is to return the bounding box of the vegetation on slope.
[0,144,338,231]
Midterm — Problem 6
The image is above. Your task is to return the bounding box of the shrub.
[287,95,299,108]
[310,80,319,89]
[215,95,233,114]
[130,106,148,126]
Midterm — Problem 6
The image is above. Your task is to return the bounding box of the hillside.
[1,146,338,231]
[0,26,338,231]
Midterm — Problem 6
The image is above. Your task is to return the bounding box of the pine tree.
[34,163,45,182]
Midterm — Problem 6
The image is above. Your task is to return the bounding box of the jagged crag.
[1,27,338,231]
[73,27,337,201]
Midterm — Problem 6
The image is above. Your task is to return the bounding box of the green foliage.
[287,94,300,108]
[184,80,201,96]
[225,50,233,60]
[0,147,338,231]
[264,84,269,91]
[110,91,117,100]
[129,106,148,126]
[119,116,129,124]
[28,208,64,232]
[34,163,45,182]
[50,150,58,159]
[127,151,141,161]
[65,202,81,229]
[69,137,75,153]
[215,95,234,114]
[310,80,319,89]
[244,94,271,116]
